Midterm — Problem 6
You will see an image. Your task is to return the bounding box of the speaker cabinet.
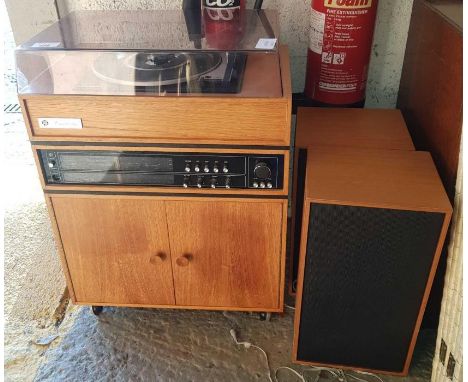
[292,148,452,375]
[290,108,415,294]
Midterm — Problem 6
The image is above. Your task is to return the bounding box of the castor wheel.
[91,306,103,316]
[259,312,272,321]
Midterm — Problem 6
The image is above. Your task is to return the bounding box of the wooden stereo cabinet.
[20,45,292,314]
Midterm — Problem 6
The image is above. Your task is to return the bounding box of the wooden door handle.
[149,252,167,265]
[176,254,193,267]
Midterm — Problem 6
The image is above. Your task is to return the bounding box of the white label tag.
[255,38,277,50]
[310,8,325,54]
[38,118,83,129]
[32,42,61,48]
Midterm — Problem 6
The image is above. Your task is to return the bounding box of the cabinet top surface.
[305,147,452,213]
[296,108,415,151]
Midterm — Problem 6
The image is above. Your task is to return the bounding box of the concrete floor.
[4,9,436,382]
[33,307,436,382]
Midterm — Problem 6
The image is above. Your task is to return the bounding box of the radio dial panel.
[39,150,284,190]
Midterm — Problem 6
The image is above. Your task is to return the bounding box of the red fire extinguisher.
[304,0,379,107]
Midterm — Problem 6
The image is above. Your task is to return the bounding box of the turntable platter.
[92,52,223,87]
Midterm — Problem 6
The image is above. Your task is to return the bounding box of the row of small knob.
[253,181,273,189]
[183,176,231,189]
[185,164,229,174]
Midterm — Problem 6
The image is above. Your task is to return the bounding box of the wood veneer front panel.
[166,200,284,309]
[51,196,176,305]
[22,95,290,146]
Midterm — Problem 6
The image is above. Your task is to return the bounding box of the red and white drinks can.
[203,0,246,50]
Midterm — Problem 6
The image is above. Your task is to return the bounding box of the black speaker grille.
[297,204,445,372]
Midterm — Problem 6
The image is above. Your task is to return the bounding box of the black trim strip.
[31,141,290,151]
[44,190,288,199]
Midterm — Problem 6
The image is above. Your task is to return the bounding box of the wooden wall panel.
[397,0,462,329]
[398,0,462,202]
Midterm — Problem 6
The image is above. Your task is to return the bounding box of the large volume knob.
[254,162,271,180]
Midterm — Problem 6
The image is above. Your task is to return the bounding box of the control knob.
[185,164,191,172]
[225,177,231,189]
[196,177,203,188]
[210,178,217,189]
[213,165,219,173]
[204,165,210,173]
[48,160,57,168]
[254,162,271,180]
[223,165,229,173]
[194,165,201,173]
[182,176,190,188]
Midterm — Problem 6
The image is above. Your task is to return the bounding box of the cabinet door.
[51,196,175,305]
[166,200,283,309]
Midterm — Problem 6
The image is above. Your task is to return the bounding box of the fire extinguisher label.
[310,8,325,54]
[304,0,378,105]
[324,0,373,9]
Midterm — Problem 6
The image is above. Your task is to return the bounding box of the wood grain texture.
[292,147,452,376]
[23,96,290,145]
[51,196,176,305]
[305,148,452,213]
[19,46,292,146]
[165,200,284,309]
[44,196,77,302]
[47,194,287,311]
[397,0,462,202]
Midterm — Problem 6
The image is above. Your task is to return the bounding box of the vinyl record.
[92,52,223,87]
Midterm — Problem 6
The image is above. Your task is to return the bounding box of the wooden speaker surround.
[292,147,452,375]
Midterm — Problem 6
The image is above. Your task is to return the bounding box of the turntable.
[16,8,291,146]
